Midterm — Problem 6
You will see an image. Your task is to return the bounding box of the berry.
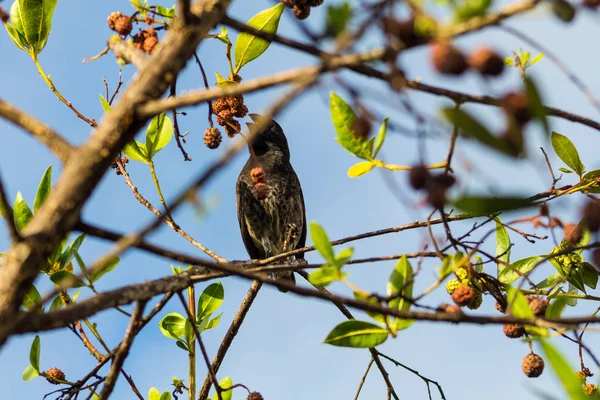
[584,384,598,396]
[408,165,430,190]
[248,392,264,400]
[225,119,241,138]
[539,203,549,217]
[114,15,133,36]
[45,367,66,384]
[308,0,324,6]
[432,173,457,189]
[212,98,229,114]
[564,223,582,244]
[251,167,266,184]
[552,0,576,22]
[452,285,474,307]
[252,183,270,200]
[293,5,311,19]
[575,370,588,383]
[495,301,506,314]
[455,267,468,280]
[502,91,531,125]
[503,323,525,338]
[469,47,504,76]
[143,36,159,54]
[446,278,461,295]
[0,7,8,23]
[522,353,544,378]
[226,95,248,118]
[582,201,600,232]
[431,42,468,75]
[426,186,447,209]
[107,11,124,30]
[467,290,483,310]
[204,128,222,149]
[526,296,549,317]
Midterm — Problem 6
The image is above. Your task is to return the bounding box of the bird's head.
[245,114,290,160]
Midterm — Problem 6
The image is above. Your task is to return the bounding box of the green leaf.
[6,22,29,51]
[329,92,371,160]
[233,3,285,71]
[387,256,413,312]
[145,114,173,158]
[215,27,231,45]
[160,392,172,400]
[558,167,573,174]
[551,131,585,176]
[540,341,587,400]
[122,140,150,164]
[22,365,39,381]
[33,165,52,213]
[205,313,222,330]
[546,296,568,319]
[325,2,353,37]
[506,286,535,319]
[220,377,233,400]
[498,256,543,284]
[13,191,33,232]
[324,320,389,348]
[581,263,598,289]
[8,0,58,55]
[454,196,534,216]
[29,335,40,371]
[530,53,545,66]
[175,340,188,351]
[443,108,517,157]
[50,271,85,288]
[49,295,63,311]
[495,218,511,275]
[99,94,111,113]
[373,118,388,158]
[197,282,224,320]
[348,161,374,177]
[526,78,549,134]
[454,0,492,21]
[89,257,119,283]
[59,233,86,270]
[335,247,354,267]
[155,5,175,19]
[580,169,600,193]
[184,319,195,347]
[353,291,386,325]
[21,285,41,310]
[310,221,335,264]
[159,312,187,339]
[537,272,564,288]
[148,388,161,400]
[308,266,340,287]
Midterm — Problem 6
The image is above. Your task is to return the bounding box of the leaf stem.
[188,284,196,400]
[149,160,172,220]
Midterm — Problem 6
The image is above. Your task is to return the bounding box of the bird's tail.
[276,272,295,293]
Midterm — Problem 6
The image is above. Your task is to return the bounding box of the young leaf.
[387,256,413,312]
[59,234,86,270]
[504,56,514,66]
[160,392,172,400]
[325,2,353,37]
[348,161,374,178]
[454,196,534,216]
[310,222,335,264]
[581,169,600,193]
[30,335,40,372]
[123,140,150,164]
[159,312,187,339]
[197,282,224,320]
[308,266,339,287]
[215,26,231,45]
[353,292,386,325]
[373,118,388,158]
[546,296,568,319]
[581,263,598,289]
[233,3,285,71]
[220,377,233,400]
[89,257,119,283]
[21,285,42,310]
[99,94,111,113]
[205,313,222,330]
[49,295,63,311]
[498,256,543,284]
[148,388,161,400]
[530,53,545,66]
[324,320,389,348]
[13,191,33,232]
[145,114,173,158]
[551,131,585,176]
[495,218,511,274]
[22,365,39,381]
[335,247,354,267]
[175,340,188,351]
[540,341,587,400]
[558,167,573,174]
[6,0,58,55]
[33,165,52,213]
[50,271,85,288]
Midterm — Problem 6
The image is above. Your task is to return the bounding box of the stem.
[31,54,96,127]
[373,160,448,172]
[149,160,172,220]
[188,285,196,400]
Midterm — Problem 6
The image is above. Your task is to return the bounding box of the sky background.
[2,0,600,399]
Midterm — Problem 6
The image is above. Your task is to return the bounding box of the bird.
[236,114,306,291]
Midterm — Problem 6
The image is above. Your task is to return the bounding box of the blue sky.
[2,0,600,399]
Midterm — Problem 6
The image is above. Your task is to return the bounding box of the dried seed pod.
[431,42,468,75]
[522,353,544,378]
[204,128,222,149]
[469,47,504,76]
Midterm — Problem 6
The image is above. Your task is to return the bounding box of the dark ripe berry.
[408,165,430,190]
[308,0,324,6]
[252,183,270,200]
[251,167,266,184]
[225,119,241,138]
[503,323,525,338]
[525,296,549,317]
[431,42,468,75]
[501,91,531,125]
[582,201,600,232]
[45,367,66,384]
[432,173,456,189]
[293,5,311,19]
[592,249,600,271]
[247,392,264,400]
[282,0,294,7]
[539,203,549,217]
[204,128,222,150]
[451,285,474,307]
[107,11,124,30]
[522,353,544,378]
[353,116,372,139]
[469,47,504,76]
[584,0,600,8]
[427,186,447,209]
[229,74,243,83]
[114,15,133,36]
[563,223,582,244]
[0,7,8,23]
[143,36,159,54]
[552,0,576,22]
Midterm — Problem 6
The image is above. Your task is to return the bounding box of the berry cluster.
[107,12,133,36]
[45,367,66,385]
[211,89,249,138]
[431,42,504,77]
[133,28,160,54]
[522,353,544,378]
[250,167,270,200]
[445,266,483,310]
[282,0,324,20]
[408,166,456,209]
[247,392,264,400]
[204,127,222,150]
[551,240,584,270]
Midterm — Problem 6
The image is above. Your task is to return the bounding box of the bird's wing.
[294,171,307,259]
[236,176,264,260]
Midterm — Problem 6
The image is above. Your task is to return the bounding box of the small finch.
[236,114,306,292]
